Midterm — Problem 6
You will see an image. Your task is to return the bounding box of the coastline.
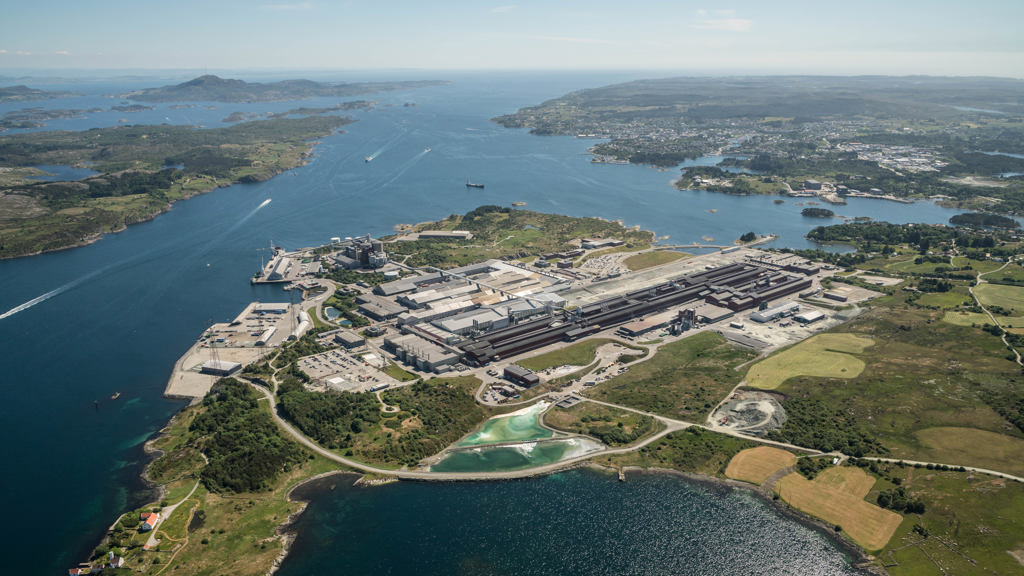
[0,130,334,261]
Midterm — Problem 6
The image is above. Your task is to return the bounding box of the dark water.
[29,164,100,181]
[281,470,867,576]
[0,72,964,573]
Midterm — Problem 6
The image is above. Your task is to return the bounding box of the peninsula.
[494,76,1024,215]
[0,115,350,259]
[78,207,1024,576]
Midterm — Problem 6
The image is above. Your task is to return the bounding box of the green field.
[913,427,1024,477]
[622,250,686,271]
[767,299,1024,464]
[873,463,1024,576]
[942,310,993,326]
[744,333,874,390]
[586,331,757,421]
[604,427,756,476]
[516,338,619,371]
[975,283,1024,312]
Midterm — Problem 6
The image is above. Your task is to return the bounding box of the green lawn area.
[744,333,875,390]
[912,427,1024,477]
[622,250,687,271]
[586,331,757,421]
[382,362,417,382]
[604,427,757,476]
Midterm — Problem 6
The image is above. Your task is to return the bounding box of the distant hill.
[0,85,80,103]
[123,75,448,103]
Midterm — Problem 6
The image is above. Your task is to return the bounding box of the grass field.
[913,427,1024,477]
[516,338,618,372]
[744,333,874,390]
[942,310,993,326]
[724,446,797,485]
[587,331,757,421]
[622,250,687,271]
[775,467,902,551]
[915,289,972,309]
[975,283,1024,312]
[875,464,1024,576]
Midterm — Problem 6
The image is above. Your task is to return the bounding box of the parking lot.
[298,349,400,393]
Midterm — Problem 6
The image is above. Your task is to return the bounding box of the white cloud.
[261,2,312,11]
[691,9,751,32]
[56,50,70,55]
[0,49,6,54]
[15,50,32,56]
[491,5,516,13]
[691,17,752,32]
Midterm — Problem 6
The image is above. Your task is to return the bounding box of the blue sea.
[0,71,960,574]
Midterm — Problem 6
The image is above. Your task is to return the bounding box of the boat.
[424,147,431,153]
[111,392,121,400]
[364,156,373,163]
[466,178,484,189]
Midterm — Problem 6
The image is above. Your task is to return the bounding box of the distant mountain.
[122,75,449,103]
[0,85,81,103]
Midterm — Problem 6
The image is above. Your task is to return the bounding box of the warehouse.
[200,360,242,377]
[504,364,541,387]
[795,310,826,324]
[750,301,800,323]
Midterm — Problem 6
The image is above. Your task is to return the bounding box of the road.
[250,382,686,481]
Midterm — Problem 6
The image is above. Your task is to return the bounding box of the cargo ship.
[466,178,484,189]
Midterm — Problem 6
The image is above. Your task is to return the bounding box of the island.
[74,206,1024,576]
[0,84,80,103]
[121,75,449,103]
[493,76,1024,215]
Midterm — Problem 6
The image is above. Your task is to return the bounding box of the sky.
[1,0,1023,77]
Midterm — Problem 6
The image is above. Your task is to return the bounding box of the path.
[250,382,684,481]
[145,476,202,549]
[968,258,1023,366]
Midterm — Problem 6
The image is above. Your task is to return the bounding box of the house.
[109,556,125,569]
[139,511,160,532]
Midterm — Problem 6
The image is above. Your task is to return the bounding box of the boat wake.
[0,268,105,321]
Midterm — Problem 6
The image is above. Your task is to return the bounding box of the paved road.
[863,457,1024,483]
[251,382,686,481]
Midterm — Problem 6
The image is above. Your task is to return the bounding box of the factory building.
[383,333,462,373]
[750,301,800,323]
[581,238,625,250]
[337,234,389,269]
[334,330,366,349]
[459,262,812,365]
[504,365,541,388]
[356,294,406,321]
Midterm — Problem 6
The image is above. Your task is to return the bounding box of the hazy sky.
[2,0,1022,76]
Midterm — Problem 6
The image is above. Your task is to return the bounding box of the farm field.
[775,467,902,551]
[724,446,797,485]
[744,333,874,390]
[913,427,1024,477]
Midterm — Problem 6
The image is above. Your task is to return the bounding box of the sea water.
[280,470,868,575]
